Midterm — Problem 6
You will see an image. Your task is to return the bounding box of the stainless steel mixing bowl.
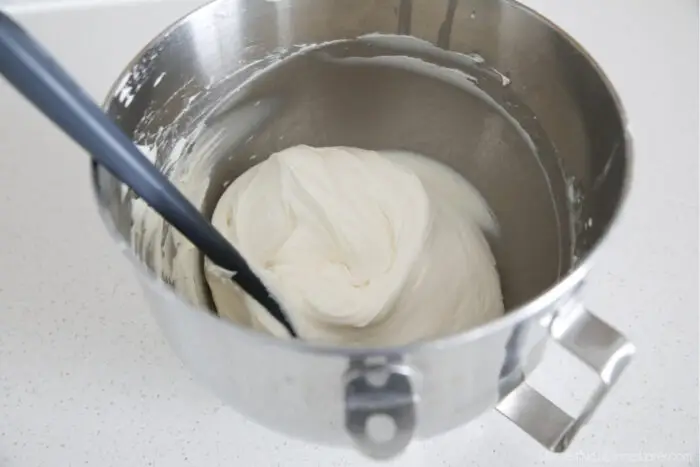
[93,0,634,459]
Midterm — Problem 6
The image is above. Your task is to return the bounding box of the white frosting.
[125,33,532,346]
[204,145,504,346]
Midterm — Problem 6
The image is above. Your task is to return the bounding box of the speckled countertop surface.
[0,0,697,466]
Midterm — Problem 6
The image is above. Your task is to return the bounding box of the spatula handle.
[0,11,296,337]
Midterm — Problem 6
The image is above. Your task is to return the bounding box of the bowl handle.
[343,357,418,460]
[496,301,635,451]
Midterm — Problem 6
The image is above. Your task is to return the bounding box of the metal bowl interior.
[94,0,630,348]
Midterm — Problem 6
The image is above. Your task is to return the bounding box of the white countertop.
[0,1,697,465]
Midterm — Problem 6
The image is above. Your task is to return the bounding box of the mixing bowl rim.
[93,0,634,356]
